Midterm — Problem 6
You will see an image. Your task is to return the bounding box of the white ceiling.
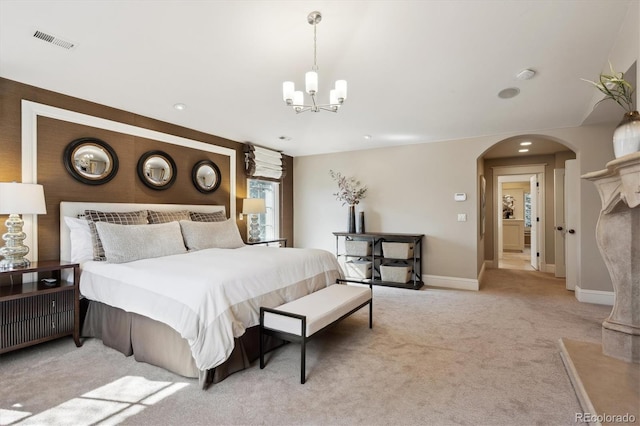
[0,1,633,158]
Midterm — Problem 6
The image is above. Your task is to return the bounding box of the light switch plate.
[454,193,467,201]
[457,213,467,222]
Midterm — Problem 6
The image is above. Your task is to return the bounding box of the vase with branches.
[582,62,639,158]
[330,170,367,232]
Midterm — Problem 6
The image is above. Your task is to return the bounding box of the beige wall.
[294,141,485,281]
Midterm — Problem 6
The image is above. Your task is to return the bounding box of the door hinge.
[537,252,540,257]
[536,217,540,222]
[536,182,539,187]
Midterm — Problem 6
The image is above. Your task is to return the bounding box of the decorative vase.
[347,205,356,233]
[612,111,640,158]
[357,211,365,234]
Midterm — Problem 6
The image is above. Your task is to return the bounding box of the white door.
[529,175,538,270]
[554,169,566,277]
[565,160,580,291]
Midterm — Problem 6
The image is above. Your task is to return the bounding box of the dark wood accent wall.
[0,78,294,261]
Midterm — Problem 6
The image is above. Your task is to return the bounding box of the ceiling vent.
[33,30,75,50]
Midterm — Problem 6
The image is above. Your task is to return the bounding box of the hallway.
[499,247,535,271]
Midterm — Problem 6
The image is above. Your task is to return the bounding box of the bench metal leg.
[300,316,307,384]
[301,337,306,384]
[259,308,265,369]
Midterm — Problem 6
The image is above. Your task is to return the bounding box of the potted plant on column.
[582,62,638,158]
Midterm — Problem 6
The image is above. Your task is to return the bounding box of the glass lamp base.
[248,214,261,242]
[0,214,31,270]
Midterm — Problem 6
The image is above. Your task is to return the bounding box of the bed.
[60,201,343,389]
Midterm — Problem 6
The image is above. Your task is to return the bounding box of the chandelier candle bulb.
[305,71,318,94]
[283,81,295,103]
[335,80,347,102]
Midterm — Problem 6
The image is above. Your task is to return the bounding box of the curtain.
[244,144,286,180]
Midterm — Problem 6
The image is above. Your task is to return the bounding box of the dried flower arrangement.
[329,170,367,206]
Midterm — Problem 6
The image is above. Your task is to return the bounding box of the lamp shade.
[0,183,47,214]
[242,198,266,215]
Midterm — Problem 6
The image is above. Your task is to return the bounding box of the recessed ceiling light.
[498,87,520,99]
[516,69,536,80]
[363,135,372,140]
[520,141,532,146]
[518,148,529,153]
[173,103,186,111]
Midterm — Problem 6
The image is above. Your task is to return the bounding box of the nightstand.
[0,260,81,354]
[245,238,288,247]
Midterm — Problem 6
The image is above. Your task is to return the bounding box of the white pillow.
[64,216,93,264]
[95,221,187,263]
[179,219,245,251]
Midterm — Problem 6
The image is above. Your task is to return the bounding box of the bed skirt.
[81,300,282,389]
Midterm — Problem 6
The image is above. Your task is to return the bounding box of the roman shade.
[244,144,286,180]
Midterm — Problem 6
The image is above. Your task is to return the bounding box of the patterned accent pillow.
[95,221,187,263]
[84,210,148,261]
[148,210,191,224]
[179,219,245,250]
[189,210,226,222]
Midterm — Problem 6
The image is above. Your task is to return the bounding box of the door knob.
[556,226,563,231]
[568,229,575,234]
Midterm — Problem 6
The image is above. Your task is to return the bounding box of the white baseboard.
[424,274,479,291]
[575,285,614,306]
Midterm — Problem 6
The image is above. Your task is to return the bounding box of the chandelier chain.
[312,20,318,72]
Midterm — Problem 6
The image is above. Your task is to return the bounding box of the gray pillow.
[84,210,149,261]
[148,210,191,224]
[179,219,245,250]
[95,221,187,264]
[189,210,226,222]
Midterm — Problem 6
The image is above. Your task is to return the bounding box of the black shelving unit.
[333,232,424,290]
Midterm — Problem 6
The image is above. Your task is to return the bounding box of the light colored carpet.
[0,268,612,425]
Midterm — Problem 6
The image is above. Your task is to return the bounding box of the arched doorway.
[479,135,576,275]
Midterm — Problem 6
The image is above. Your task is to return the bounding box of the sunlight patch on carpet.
[0,408,31,425]
[10,376,188,425]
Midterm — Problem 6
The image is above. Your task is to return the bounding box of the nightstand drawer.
[0,289,74,324]
[1,311,74,349]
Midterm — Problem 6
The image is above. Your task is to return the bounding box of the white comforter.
[80,245,343,370]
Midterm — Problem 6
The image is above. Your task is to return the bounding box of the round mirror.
[192,160,222,193]
[137,150,177,190]
[63,138,119,185]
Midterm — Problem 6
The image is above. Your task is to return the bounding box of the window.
[247,179,280,240]
[524,192,532,227]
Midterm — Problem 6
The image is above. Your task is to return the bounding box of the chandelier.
[282,11,347,113]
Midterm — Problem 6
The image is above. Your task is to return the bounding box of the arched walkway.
[478,134,576,276]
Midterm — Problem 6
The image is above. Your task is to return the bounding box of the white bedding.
[80,245,343,370]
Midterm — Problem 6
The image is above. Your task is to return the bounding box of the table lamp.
[242,198,266,243]
[0,182,47,270]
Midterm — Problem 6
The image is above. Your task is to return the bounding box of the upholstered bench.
[259,283,373,384]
